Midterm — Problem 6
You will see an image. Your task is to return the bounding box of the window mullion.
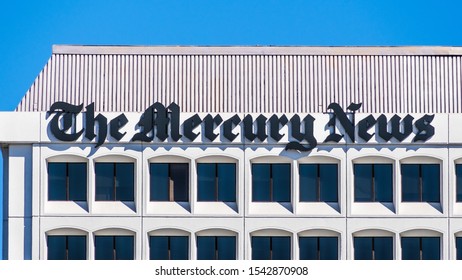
[66,236,69,260]
[113,237,117,260]
[371,238,375,260]
[317,237,321,260]
[419,237,423,260]
[168,237,171,260]
[215,237,219,260]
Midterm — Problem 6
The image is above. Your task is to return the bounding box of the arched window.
[148,229,190,260]
[353,229,394,260]
[251,229,292,260]
[400,229,442,260]
[196,229,237,260]
[94,228,135,260]
[94,155,136,202]
[298,229,340,260]
[46,228,88,260]
[46,155,88,202]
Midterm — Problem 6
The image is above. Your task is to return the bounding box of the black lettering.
[48,102,84,141]
[269,114,288,141]
[357,114,377,142]
[324,102,361,143]
[132,104,155,142]
[183,114,202,141]
[222,115,241,141]
[168,103,182,141]
[377,114,414,141]
[84,103,108,147]
[286,114,317,151]
[109,114,128,141]
[243,115,267,141]
[413,114,435,142]
[203,114,223,141]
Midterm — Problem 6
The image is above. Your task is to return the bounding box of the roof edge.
[52,45,462,56]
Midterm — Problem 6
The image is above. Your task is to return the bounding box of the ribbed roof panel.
[16,46,462,113]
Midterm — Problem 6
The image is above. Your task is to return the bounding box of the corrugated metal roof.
[16,45,462,113]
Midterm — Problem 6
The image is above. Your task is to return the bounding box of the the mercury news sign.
[47,102,435,151]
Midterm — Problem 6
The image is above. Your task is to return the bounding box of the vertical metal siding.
[16,53,462,113]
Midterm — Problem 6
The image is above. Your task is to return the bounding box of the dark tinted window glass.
[354,164,392,202]
[150,163,169,201]
[374,165,393,202]
[66,236,86,260]
[197,236,215,260]
[299,237,338,260]
[68,163,87,201]
[197,163,236,202]
[354,237,393,260]
[217,236,236,260]
[252,164,271,201]
[251,236,291,260]
[115,163,134,201]
[272,164,291,202]
[217,164,236,202]
[169,236,189,260]
[272,236,291,260]
[402,237,440,260]
[373,237,393,260]
[48,163,67,201]
[48,236,87,260]
[300,164,338,202]
[299,237,317,260]
[197,164,215,201]
[171,164,189,202]
[402,164,440,202]
[401,237,420,260]
[95,163,134,201]
[95,163,115,201]
[115,236,134,260]
[48,163,87,201]
[95,236,113,260]
[401,165,421,202]
[421,237,440,260]
[252,164,291,202]
[150,236,169,260]
[421,165,440,202]
[319,237,338,260]
[320,164,338,202]
[354,237,373,260]
[354,165,372,202]
[150,236,189,260]
[457,237,462,260]
[197,236,236,260]
[456,164,462,202]
[47,236,66,260]
[456,165,462,202]
[251,236,270,260]
[95,236,134,260]
[299,164,317,201]
[150,163,189,202]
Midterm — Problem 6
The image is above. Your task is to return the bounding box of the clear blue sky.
[1,0,462,257]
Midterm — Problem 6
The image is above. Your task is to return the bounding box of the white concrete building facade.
[2,45,462,260]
